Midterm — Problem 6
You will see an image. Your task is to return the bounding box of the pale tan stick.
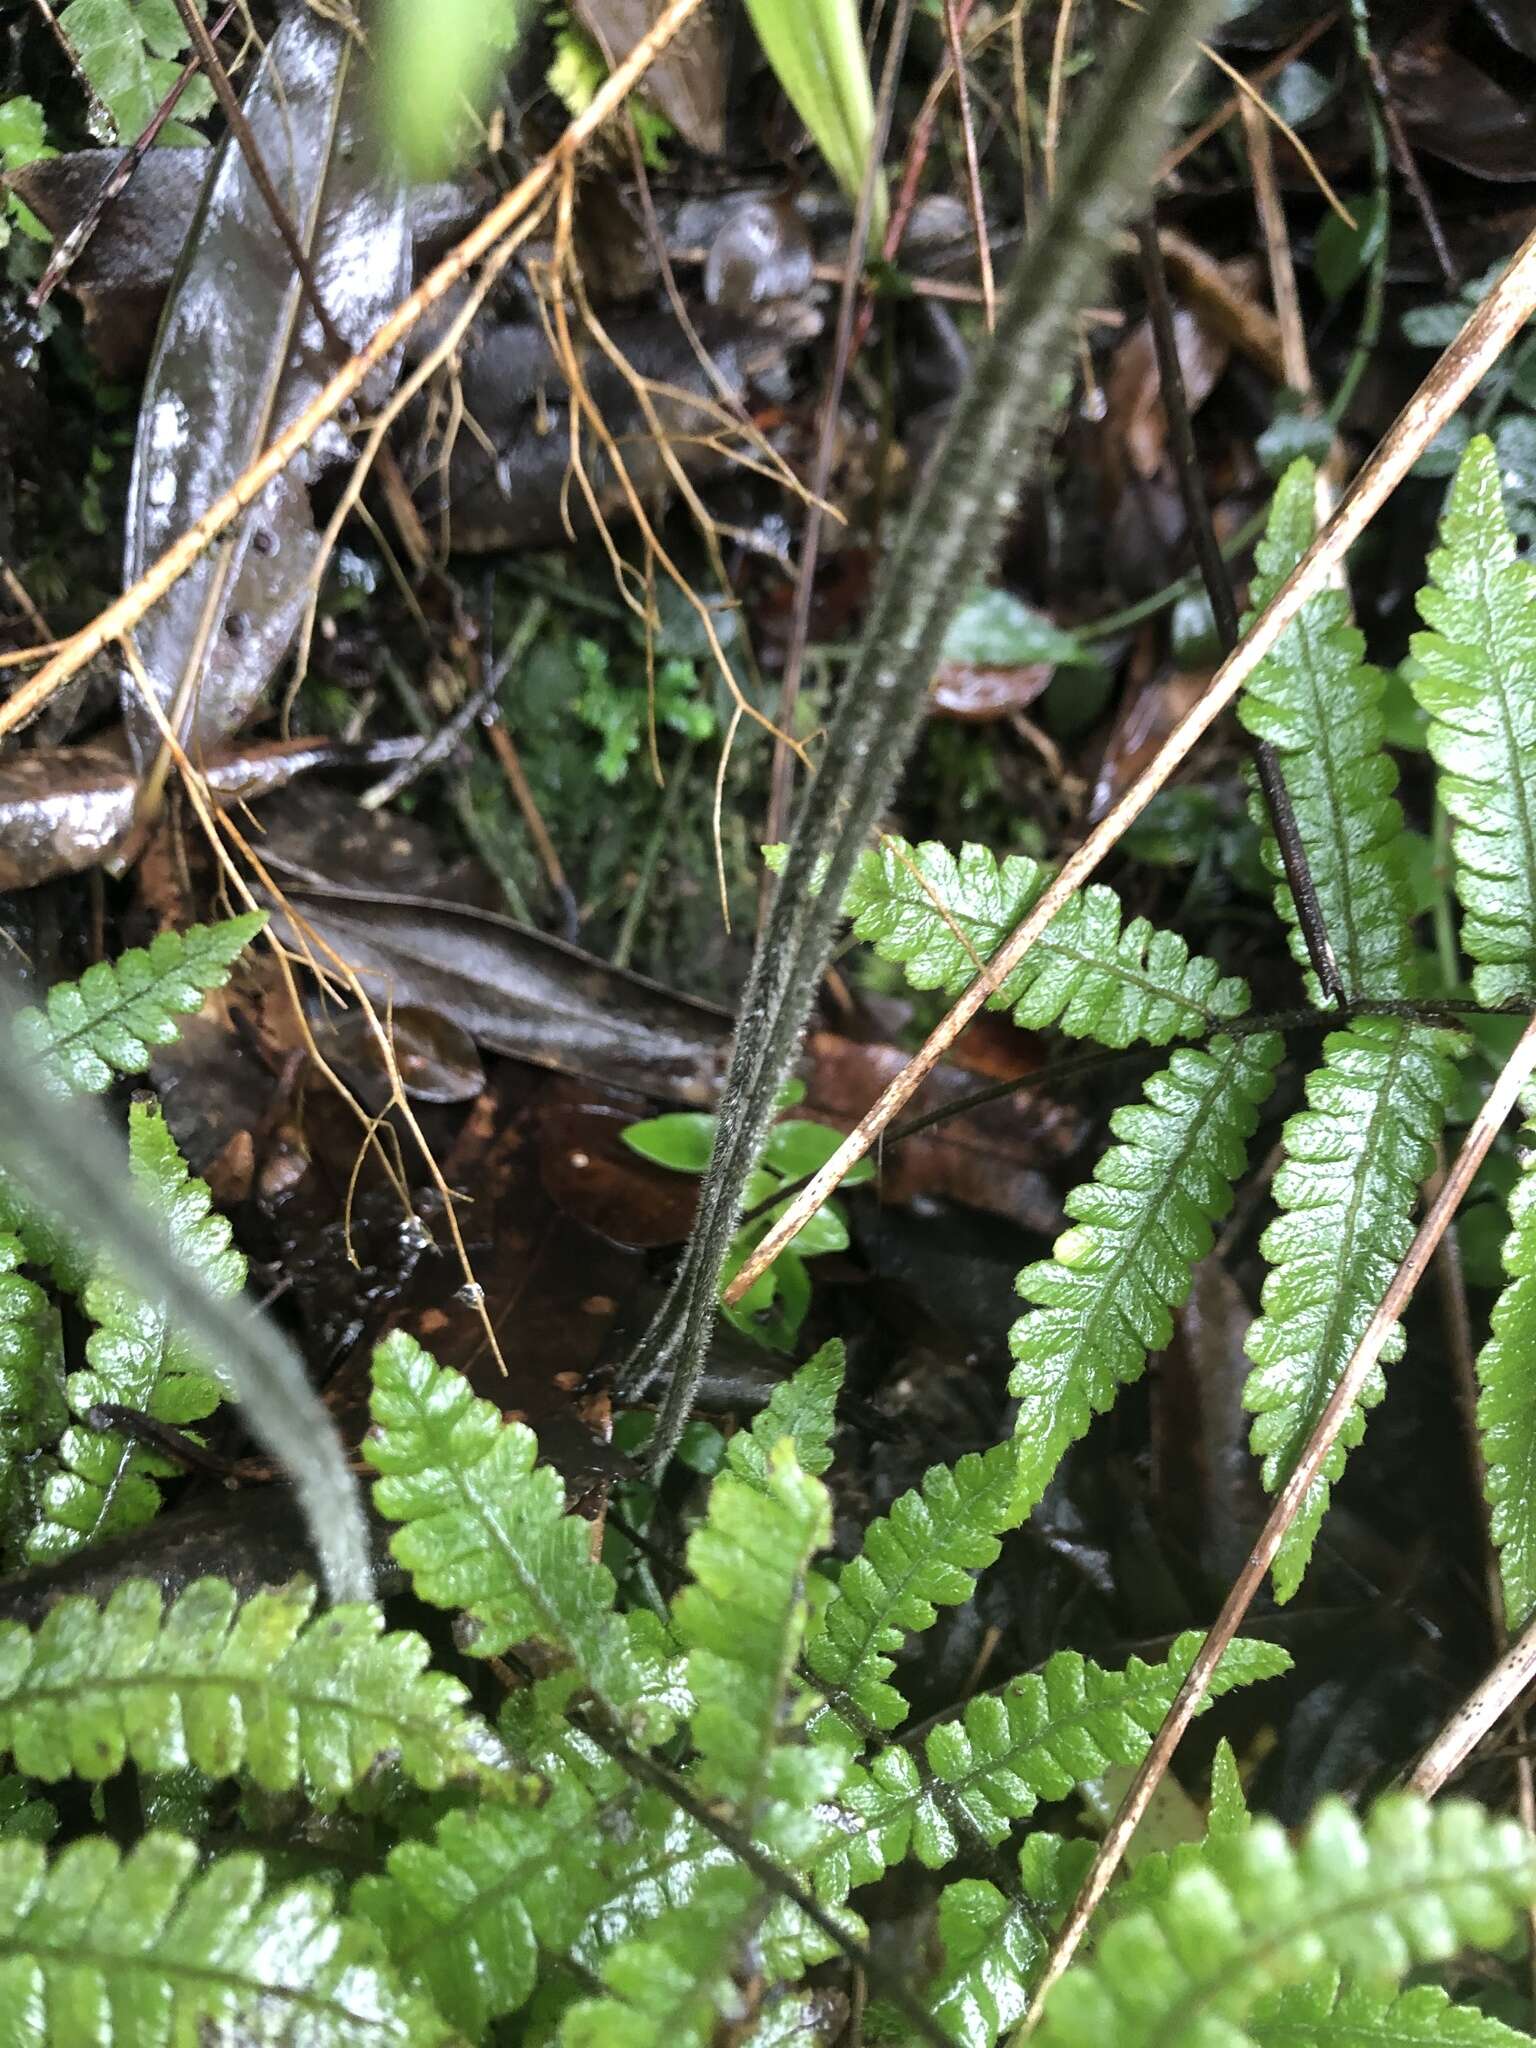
[1411,1612,1536,1799]
[1016,1007,1536,2036]
[0,0,706,743]
[943,0,995,331]
[1241,95,1311,396]
[724,220,1536,1309]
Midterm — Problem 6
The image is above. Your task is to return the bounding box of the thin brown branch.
[1018,1006,1536,2034]
[0,0,708,742]
[722,218,1536,1309]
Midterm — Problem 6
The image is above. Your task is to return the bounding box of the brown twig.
[1018,1006,1536,2034]
[724,218,1536,1307]
[0,0,709,742]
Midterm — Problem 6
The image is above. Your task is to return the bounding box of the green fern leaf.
[908,1837,1090,2048]
[1473,1124,1536,1630]
[0,1234,64,1537]
[678,1441,836,1842]
[562,1863,759,2048]
[1036,1796,1536,2048]
[564,1447,840,2047]
[365,1333,664,1738]
[26,1107,241,1567]
[724,1339,844,1489]
[1244,1017,1460,1602]
[843,1631,1288,1872]
[1251,1971,1533,2048]
[355,1796,605,2038]
[0,1577,493,1798]
[1011,1032,1281,1516]
[0,1829,455,2045]
[1410,435,1536,1003]
[1240,459,1416,999]
[11,914,265,1096]
[832,837,1249,1048]
[806,1439,1025,1740]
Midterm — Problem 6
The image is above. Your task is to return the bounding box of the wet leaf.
[933,589,1083,723]
[1387,33,1536,182]
[122,10,410,766]
[1475,0,1536,58]
[266,877,733,1106]
[0,735,416,891]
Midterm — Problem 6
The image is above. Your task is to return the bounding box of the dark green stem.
[617,0,1230,1471]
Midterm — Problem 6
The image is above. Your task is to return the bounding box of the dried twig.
[1018,1006,1536,2033]
[725,219,1536,1308]
[0,0,708,743]
[1411,1611,1536,1800]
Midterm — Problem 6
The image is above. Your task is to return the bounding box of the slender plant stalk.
[618,0,1231,1470]
[727,215,1536,1308]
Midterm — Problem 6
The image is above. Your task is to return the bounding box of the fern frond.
[1244,1017,1460,1601]
[1011,1032,1281,1516]
[26,1107,240,1567]
[0,1234,63,1538]
[829,837,1249,1048]
[843,1631,1288,1873]
[0,1829,455,2045]
[12,914,265,1096]
[1411,435,1536,1003]
[1240,459,1416,999]
[1036,1796,1536,2048]
[0,1577,493,1799]
[913,1837,1090,2048]
[1251,1971,1533,2048]
[562,1863,759,2048]
[677,1441,837,1846]
[354,1796,605,2038]
[365,1333,667,1739]
[564,1447,839,2047]
[1473,1124,1536,1630]
[806,1439,1024,1740]
[724,1339,844,1490]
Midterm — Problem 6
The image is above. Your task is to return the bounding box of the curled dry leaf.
[122,9,411,766]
